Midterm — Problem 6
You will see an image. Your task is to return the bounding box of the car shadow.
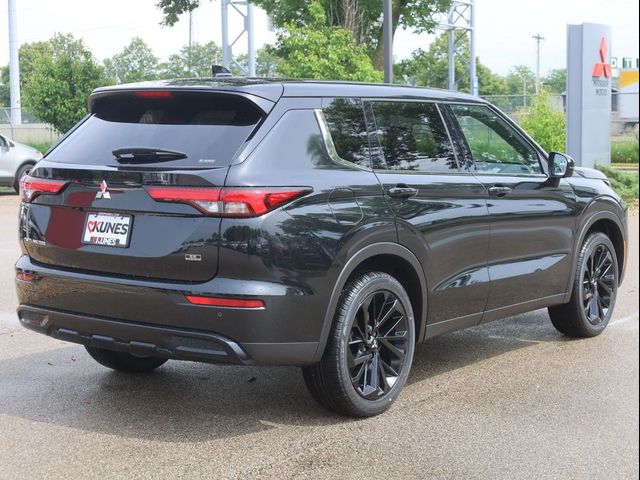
[0,310,567,442]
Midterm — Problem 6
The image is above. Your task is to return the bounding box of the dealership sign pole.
[566,23,612,168]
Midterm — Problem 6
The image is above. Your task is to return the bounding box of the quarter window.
[450,104,542,175]
[322,98,371,168]
[370,101,458,173]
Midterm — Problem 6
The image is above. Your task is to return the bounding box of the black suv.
[15,79,628,417]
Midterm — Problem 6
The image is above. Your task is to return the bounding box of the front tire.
[303,272,415,417]
[548,232,618,337]
[85,346,168,373]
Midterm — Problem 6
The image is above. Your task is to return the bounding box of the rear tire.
[548,232,618,337]
[302,272,415,417]
[14,163,34,192]
[85,346,168,373]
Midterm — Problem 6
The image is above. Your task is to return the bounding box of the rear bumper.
[15,255,322,366]
[18,304,253,365]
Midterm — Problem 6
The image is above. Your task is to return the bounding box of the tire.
[548,232,618,337]
[13,163,34,192]
[302,272,416,417]
[85,346,168,373]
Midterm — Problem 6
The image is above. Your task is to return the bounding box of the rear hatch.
[20,89,268,282]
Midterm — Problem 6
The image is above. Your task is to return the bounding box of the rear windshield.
[46,92,264,168]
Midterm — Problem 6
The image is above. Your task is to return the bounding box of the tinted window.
[322,98,371,168]
[450,104,542,175]
[370,101,457,172]
[47,92,264,168]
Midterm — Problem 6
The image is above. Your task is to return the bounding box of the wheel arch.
[565,208,627,301]
[311,242,428,363]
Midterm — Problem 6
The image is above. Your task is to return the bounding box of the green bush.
[596,164,639,204]
[611,140,639,164]
[519,93,566,153]
[27,141,53,154]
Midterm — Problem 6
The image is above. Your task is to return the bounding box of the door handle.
[488,185,512,197]
[387,185,418,199]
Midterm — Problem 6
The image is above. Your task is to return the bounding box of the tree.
[23,34,106,133]
[505,65,536,96]
[156,0,452,69]
[232,47,283,77]
[397,33,506,95]
[543,68,566,94]
[519,92,565,152]
[159,41,221,78]
[104,37,159,84]
[1,41,53,107]
[274,1,382,82]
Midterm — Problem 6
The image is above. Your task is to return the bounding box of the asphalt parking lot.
[0,191,637,479]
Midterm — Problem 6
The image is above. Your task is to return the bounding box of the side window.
[450,104,542,175]
[0,135,6,148]
[369,101,458,173]
[322,98,371,168]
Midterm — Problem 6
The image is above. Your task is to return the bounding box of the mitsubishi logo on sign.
[95,180,111,200]
[592,37,612,78]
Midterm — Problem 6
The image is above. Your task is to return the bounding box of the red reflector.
[134,90,173,99]
[185,295,265,309]
[16,271,35,282]
[20,176,68,203]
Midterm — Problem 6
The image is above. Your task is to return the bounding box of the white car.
[0,134,43,191]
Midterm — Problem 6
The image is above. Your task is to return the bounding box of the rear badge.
[185,254,202,262]
[96,180,111,200]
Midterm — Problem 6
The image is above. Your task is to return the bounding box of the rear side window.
[46,92,264,169]
[322,98,371,168]
[369,101,458,173]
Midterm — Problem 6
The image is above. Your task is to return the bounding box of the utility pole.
[532,33,545,95]
[220,0,255,76]
[439,0,476,94]
[383,0,393,83]
[8,0,22,125]
[188,10,193,73]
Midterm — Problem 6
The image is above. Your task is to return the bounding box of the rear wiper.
[113,147,187,163]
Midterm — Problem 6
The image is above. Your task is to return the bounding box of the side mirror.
[548,152,575,179]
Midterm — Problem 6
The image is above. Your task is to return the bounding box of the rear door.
[365,99,491,329]
[20,90,267,282]
[446,103,577,316]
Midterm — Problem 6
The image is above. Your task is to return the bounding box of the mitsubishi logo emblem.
[592,37,612,78]
[96,180,111,200]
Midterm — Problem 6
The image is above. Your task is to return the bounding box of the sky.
[1,0,638,77]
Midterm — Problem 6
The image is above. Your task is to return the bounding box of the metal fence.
[0,107,60,145]
[482,92,639,137]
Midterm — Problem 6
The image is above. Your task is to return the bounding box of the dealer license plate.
[82,213,132,248]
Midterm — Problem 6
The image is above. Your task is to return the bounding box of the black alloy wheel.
[347,290,410,400]
[302,271,415,417]
[549,232,618,337]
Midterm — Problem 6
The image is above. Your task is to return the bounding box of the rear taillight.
[20,176,68,203]
[144,186,310,217]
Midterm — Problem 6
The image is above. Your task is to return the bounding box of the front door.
[0,135,14,182]
[364,99,491,333]
[446,104,577,320]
